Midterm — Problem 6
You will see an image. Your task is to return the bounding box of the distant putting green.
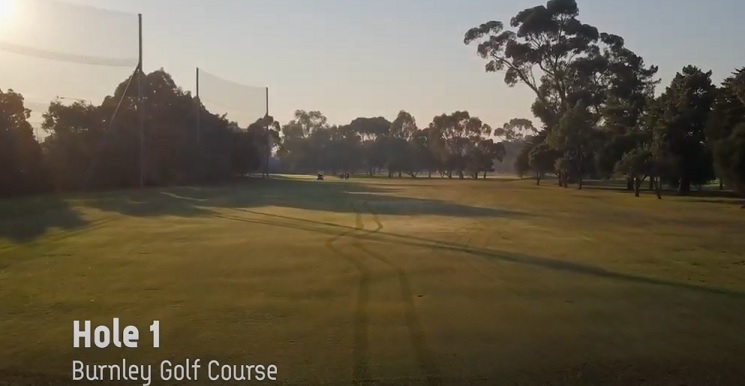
[1,176,744,385]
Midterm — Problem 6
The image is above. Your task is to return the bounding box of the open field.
[1,176,744,385]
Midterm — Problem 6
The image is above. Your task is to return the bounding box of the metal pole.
[265,87,270,178]
[195,67,202,182]
[196,67,200,144]
[138,13,144,188]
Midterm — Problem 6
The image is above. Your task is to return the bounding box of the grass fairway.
[1,176,744,385]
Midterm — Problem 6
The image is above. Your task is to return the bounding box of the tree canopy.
[461,0,745,200]
[0,89,46,196]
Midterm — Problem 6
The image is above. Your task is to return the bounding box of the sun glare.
[0,0,18,32]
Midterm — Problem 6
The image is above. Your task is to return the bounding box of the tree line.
[1,69,276,197]
[464,0,745,198]
[1,0,743,199]
[275,110,520,179]
[0,69,535,198]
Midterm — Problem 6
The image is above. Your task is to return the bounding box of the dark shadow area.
[0,195,90,243]
[684,198,745,206]
[79,177,527,220]
[582,180,742,199]
[587,186,745,203]
[668,189,741,198]
[484,176,526,182]
[359,182,450,188]
[79,188,216,218]
[344,176,526,183]
[381,178,527,189]
[581,179,631,189]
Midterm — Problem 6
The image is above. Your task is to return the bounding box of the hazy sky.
[1,0,744,129]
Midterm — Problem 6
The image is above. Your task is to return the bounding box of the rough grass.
[1,176,744,386]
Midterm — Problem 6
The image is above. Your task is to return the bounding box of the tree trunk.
[655,176,662,200]
[428,171,432,178]
[536,175,541,185]
[558,172,564,187]
[678,178,691,195]
[398,171,402,178]
[720,179,724,190]
[483,171,487,179]
[634,177,640,197]
[388,170,393,178]
[576,153,583,190]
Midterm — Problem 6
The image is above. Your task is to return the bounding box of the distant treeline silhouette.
[1,0,744,199]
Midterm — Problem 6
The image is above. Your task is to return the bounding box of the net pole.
[195,67,201,182]
[83,67,139,191]
[196,67,201,144]
[265,87,269,178]
[137,13,144,188]
[264,87,272,178]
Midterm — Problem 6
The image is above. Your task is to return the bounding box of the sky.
[1,0,744,131]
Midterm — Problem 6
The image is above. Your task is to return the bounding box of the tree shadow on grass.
[79,188,216,218]
[583,186,745,206]
[582,180,742,199]
[0,195,89,243]
[684,198,745,206]
[380,178,527,189]
[80,177,527,220]
[216,208,745,300]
